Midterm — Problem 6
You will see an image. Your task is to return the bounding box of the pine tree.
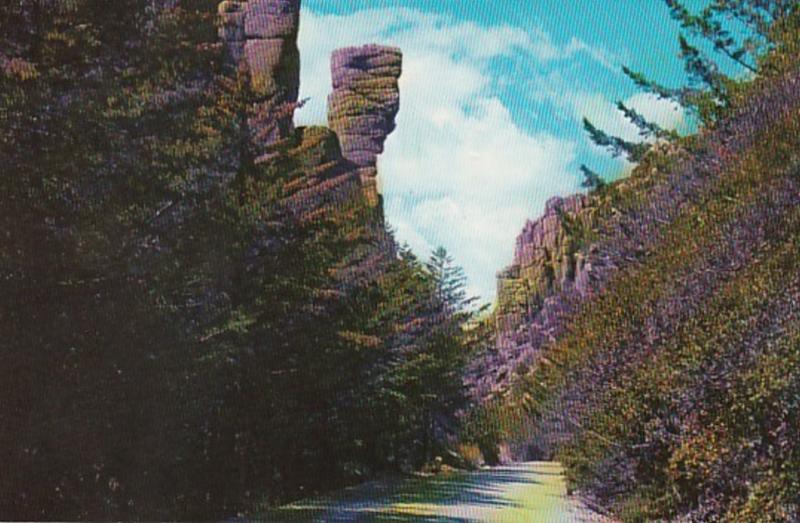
[581,1,795,181]
[582,118,650,163]
[580,164,607,191]
[632,0,796,122]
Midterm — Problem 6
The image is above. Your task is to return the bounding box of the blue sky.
[295,1,702,302]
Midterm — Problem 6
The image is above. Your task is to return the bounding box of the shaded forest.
[0,1,487,519]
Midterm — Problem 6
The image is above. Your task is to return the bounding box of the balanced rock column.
[218,0,300,153]
[327,45,402,206]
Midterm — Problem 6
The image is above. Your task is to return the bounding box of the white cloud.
[296,7,609,302]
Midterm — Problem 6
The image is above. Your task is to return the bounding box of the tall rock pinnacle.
[328,45,402,205]
[218,0,300,153]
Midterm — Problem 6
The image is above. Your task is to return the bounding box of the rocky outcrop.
[218,0,300,152]
[466,194,598,402]
[218,2,402,209]
[216,0,402,279]
[328,45,402,206]
[495,195,593,351]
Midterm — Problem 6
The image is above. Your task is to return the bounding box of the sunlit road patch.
[259,462,613,522]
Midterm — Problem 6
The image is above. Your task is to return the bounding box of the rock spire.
[328,45,402,205]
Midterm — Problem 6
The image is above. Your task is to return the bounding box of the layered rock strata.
[328,45,402,206]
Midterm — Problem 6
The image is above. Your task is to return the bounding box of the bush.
[455,444,484,470]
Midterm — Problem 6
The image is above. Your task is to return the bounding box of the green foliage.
[582,118,650,163]
[513,49,800,521]
[0,2,481,520]
[616,101,677,142]
[582,1,797,208]
[580,164,607,191]
[645,0,796,123]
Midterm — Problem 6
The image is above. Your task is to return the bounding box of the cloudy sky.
[295,0,695,303]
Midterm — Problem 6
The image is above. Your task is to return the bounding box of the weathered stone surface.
[218,0,300,151]
[514,196,586,267]
[497,195,590,314]
[244,38,298,97]
[328,45,402,174]
[218,5,245,41]
[244,0,300,39]
[218,1,246,64]
[490,194,594,369]
[217,2,401,195]
[281,126,362,219]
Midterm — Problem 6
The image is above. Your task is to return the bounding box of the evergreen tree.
[580,164,607,191]
[582,117,650,163]
[632,0,796,122]
[580,1,796,180]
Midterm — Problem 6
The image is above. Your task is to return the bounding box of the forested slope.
[473,8,800,521]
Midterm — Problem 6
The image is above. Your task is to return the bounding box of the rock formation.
[465,194,598,402]
[495,195,593,351]
[218,0,300,152]
[216,0,402,278]
[328,45,402,206]
[217,2,402,207]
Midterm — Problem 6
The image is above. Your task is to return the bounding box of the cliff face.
[470,194,596,400]
[496,195,592,346]
[218,0,300,151]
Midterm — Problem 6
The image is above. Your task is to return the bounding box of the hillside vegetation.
[481,8,800,521]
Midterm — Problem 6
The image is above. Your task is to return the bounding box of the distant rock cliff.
[468,194,597,400]
[496,195,592,347]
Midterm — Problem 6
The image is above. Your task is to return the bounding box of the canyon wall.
[468,194,598,401]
